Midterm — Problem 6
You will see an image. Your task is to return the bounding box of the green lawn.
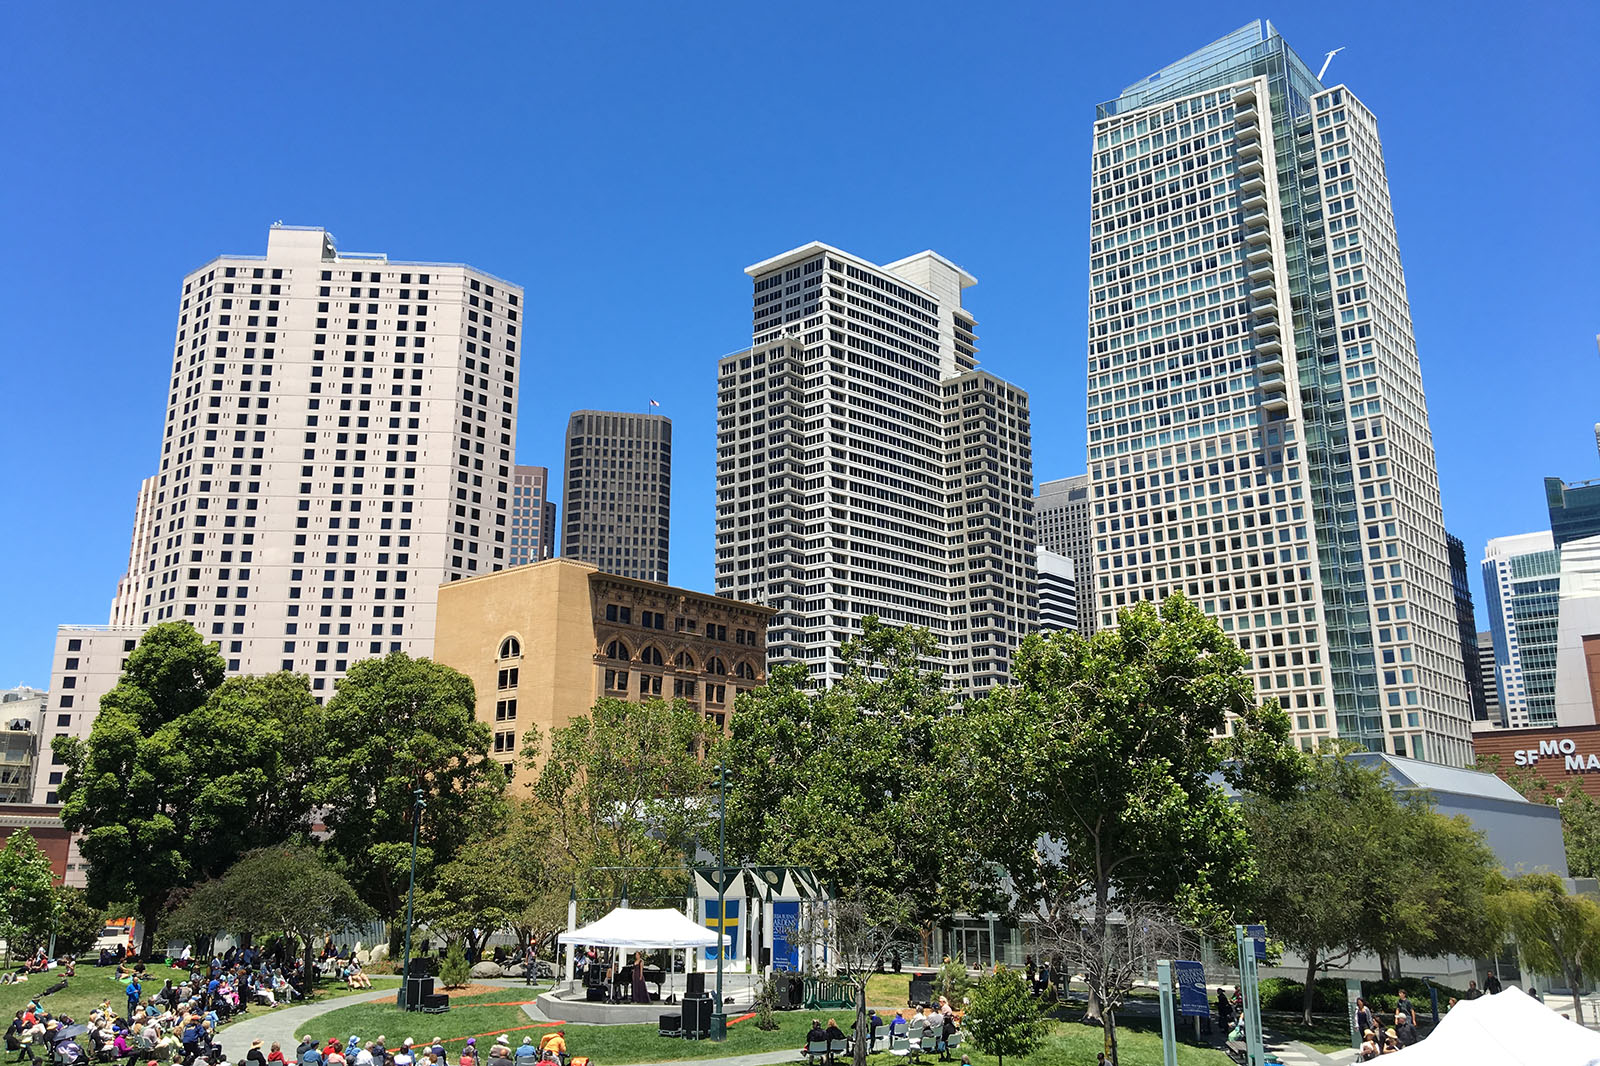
[308,998,1232,1066]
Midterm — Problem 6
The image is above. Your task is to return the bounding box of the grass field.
[309,996,1232,1066]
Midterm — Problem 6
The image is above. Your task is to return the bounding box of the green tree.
[0,830,59,960]
[964,965,1045,1066]
[52,887,105,956]
[723,618,964,919]
[1497,873,1600,1024]
[439,940,472,989]
[530,696,716,912]
[313,653,507,941]
[941,596,1302,1065]
[415,794,566,960]
[1244,748,1505,1021]
[163,843,373,978]
[55,624,323,956]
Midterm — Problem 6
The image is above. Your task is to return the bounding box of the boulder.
[470,961,504,978]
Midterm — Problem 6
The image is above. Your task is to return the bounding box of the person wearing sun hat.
[247,1039,269,1066]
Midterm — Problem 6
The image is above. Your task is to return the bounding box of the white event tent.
[1386,986,1600,1066]
[558,906,729,950]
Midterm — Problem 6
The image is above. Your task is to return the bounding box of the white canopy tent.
[1386,987,1600,1065]
[558,906,729,950]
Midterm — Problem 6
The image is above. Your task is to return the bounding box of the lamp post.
[711,763,728,1041]
[399,788,426,1011]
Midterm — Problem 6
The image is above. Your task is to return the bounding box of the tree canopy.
[164,843,373,974]
[722,618,964,920]
[0,830,58,959]
[1497,873,1600,1024]
[1244,748,1501,1019]
[55,623,323,954]
[938,596,1301,1063]
[313,652,507,928]
[530,695,716,913]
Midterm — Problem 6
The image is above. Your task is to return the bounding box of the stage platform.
[536,973,760,1025]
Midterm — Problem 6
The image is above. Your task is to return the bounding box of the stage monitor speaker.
[585,986,607,1002]
[685,972,706,996]
[683,993,712,1037]
[759,948,771,968]
[405,975,435,1007]
[659,1014,681,1034]
[907,976,933,1005]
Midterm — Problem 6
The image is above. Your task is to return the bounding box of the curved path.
[217,988,398,1054]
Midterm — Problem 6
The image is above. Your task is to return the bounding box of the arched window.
[498,635,522,660]
[706,656,727,676]
[606,639,631,661]
[734,661,757,681]
[640,646,664,667]
[673,651,695,670]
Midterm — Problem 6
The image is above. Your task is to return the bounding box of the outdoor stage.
[535,973,761,1024]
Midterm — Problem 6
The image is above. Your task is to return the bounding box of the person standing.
[1355,997,1375,1037]
[1484,971,1502,995]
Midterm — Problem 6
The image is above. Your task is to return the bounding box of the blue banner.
[1174,960,1208,1016]
[1245,924,1267,961]
[771,901,800,971]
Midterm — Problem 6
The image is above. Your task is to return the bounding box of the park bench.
[1224,1039,1248,1064]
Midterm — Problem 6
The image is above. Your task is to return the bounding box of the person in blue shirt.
[125,977,142,1018]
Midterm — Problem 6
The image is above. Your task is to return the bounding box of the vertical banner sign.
[704,899,740,962]
[1174,960,1208,1016]
[771,901,801,971]
[1245,924,1267,961]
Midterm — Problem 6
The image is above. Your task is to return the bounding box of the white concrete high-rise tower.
[1086,22,1470,764]
[42,224,524,789]
[717,244,1036,694]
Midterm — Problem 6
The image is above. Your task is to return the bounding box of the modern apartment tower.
[560,411,671,584]
[1087,22,1470,763]
[1035,475,1095,634]
[716,243,1036,694]
[95,223,522,696]
[509,465,556,566]
[1482,532,1559,729]
[1477,630,1502,727]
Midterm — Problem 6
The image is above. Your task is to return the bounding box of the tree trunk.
[1302,953,1319,1025]
[140,900,161,961]
[1378,953,1391,983]
[853,984,869,1066]
[1105,1007,1119,1066]
[1570,968,1585,1027]
[303,935,316,998]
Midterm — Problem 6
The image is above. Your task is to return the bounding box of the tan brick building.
[433,559,772,790]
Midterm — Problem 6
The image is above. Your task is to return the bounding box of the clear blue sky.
[1,2,1596,689]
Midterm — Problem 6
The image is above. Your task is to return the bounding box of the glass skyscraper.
[1086,22,1471,764]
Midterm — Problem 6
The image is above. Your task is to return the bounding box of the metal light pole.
[711,763,728,1040]
[399,788,426,1011]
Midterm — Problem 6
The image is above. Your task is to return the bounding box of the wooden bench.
[1224,1039,1248,1064]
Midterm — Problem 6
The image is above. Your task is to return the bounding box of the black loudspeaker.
[685,972,706,996]
[776,975,801,1009]
[405,975,435,1007]
[421,993,450,1013]
[759,948,772,968]
[659,1013,681,1033]
[682,994,712,1037]
[907,976,933,1005]
[585,986,607,1001]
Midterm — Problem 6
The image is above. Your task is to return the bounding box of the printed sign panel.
[771,901,801,971]
[1174,960,1208,1016]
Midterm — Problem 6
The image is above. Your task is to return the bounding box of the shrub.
[439,941,471,989]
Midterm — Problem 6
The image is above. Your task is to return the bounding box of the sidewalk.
[217,989,398,1054]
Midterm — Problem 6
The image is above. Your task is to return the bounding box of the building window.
[605,604,632,624]
[497,666,519,690]
[606,639,630,661]
[640,646,664,667]
[706,657,726,676]
[674,678,697,699]
[735,661,757,680]
[639,673,663,697]
[604,668,628,692]
[493,730,516,754]
[496,698,517,721]
[498,635,522,659]
[640,611,665,630]
[673,651,695,670]
[707,684,727,705]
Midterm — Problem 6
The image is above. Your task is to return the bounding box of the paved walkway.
[217,989,398,1053]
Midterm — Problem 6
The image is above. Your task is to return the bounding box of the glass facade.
[1088,22,1470,763]
[1547,477,1600,550]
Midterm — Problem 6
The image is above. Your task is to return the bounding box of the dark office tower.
[561,410,671,583]
[1447,533,1488,722]
[1546,476,1600,550]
